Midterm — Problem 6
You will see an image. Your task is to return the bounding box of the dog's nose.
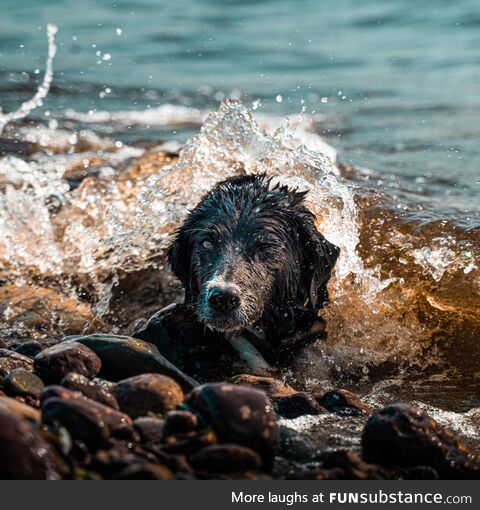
[208,287,240,314]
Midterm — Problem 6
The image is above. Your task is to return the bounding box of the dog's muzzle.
[207,285,241,315]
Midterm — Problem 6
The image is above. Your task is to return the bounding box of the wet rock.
[0,396,40,422]
[361,403,480,479]
[163,428,218,455]
[228,374,296,401]
[40,385,85,404]
[133,417,166,443]
[0,339,6,349]
[191,444,262,473]
[42,396,132,450]
[0,284,98,338]
[3,368,44,399]
[274,392,327,419]
[278,425,318,463]
[61,372,119,410]
[0,408,68,479]
[321,450,389,480]
[114,373,183,419]
[34,342,101,384]
[163,410,198,435]
[66,333,198,392]
[0,348,34,376]
[15,341,44,359]
[110,463,174,480]
[316,389,372,417]
[185,383,279,468]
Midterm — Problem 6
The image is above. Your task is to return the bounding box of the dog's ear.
[297,215,340,309]
[167,227,191,287]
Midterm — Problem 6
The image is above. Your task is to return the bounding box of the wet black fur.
[167,174,340,344]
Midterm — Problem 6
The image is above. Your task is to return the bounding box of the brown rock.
[191,444,262,473]
[361,404,480,479]
[0,408,68,479]
[34,342,101,384]
[228,374,296,401]
[15,341,44,358]
[114,373,183,419]
[40,385,84,404]
[0,396,40,422]
[61,372,119,409]
[133,417,166,443]
[110,463,174,480]
[185,383,279,468]
[163,410,198,435]
[274,392,327,419]
[0,348,33,376]
[316,389,372,416]
[3,368,44,398]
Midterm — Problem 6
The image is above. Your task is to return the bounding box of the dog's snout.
[208,286,241,314]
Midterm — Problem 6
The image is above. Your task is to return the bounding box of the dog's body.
[135,174,339,377]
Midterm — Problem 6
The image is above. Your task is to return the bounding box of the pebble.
[15,341,44,359]
[114,373,184,419]
[0,349,34,377]
[3,368,44,399]
[0,396,41,422]
[61,372,119,409]
[185,382,279,468]
[34,342,101,384]
[274,392,327,419]
[316,389,372,416]
[191,444,262,473]
[163,410,198,435]
[133,417,166,443]
[228,374,297,400]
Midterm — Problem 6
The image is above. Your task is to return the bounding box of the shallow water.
[0,0,479,448]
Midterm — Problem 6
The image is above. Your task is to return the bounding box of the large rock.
[274,392,327,419]
[0,348,33,376]
[0,408,68,479]
[34,342,101,384]
[61,372,119,409]
[0,284,98,338]
[114,373,184,419]
[185,383,278,468]
[3,368,44,399]
[42,396,132,450]
[228,374,296,401]
[361,404,480,479]
[65,333,198,392]
[316,389,372,417]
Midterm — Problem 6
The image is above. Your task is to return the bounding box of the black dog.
[135,174,339,376]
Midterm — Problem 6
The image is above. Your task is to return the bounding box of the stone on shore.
[61,372,119,409]
[0,348,33,377]
[316,389,372,417]
[228,374,296,401]
[3,368,44,399]
[274,392,327,419]
[191,444,262,473]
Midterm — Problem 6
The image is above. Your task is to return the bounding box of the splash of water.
[0,24,58,135]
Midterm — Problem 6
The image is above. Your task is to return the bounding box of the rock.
[191,444,262,473]
[361,404,480,479]
[133,417,166,443]
[61,372,119,409]
[66,333,198,392]
[163,410,198,435]
[0,408,68,479]
[163,428,218,455]
[0,284,98,338]
[0,396,40,422]
[15,341,44,358]
[316,389,372,417]
[228,374,296,401]
[3,368,44,398]
[114,373,184,419]
[0,348,34,376]
[185,383,279,468]
[110,463,174,480]
[0,339,6,349]
[42,396,132,450]
[278,425,318,463]
[40,385,85,404]
[34,342,101,384]
[274,392,327,419]
[321,450,389,480]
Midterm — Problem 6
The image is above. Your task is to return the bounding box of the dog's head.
[167,174,339,333]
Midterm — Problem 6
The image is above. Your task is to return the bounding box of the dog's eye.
[200,239,214,250]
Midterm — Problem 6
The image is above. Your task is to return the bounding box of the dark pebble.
[114,373,184,419]
[66,333,198,392]
[316,389,372,416]
[185,383,279,468]
[0,339,6,349]
[61,372,119,410]
[361,403,480,479]
[3,368,44,399]
[278,425,317,463]
[40,385,84,405]
[42,396,132,450]
[191,444,262,473]
[15,341,44,359]
[0,407,68,479]
[0,349,34,377]
[133,417,166,443]
[34,342,101,384]
[110,463,173,480]
[163,410,198,435]
[274,392,327,419]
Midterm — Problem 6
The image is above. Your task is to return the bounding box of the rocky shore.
[1,329,479,480]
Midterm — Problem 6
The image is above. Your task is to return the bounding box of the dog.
[162,174,340,373]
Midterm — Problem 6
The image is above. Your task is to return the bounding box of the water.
[0,0,479,447]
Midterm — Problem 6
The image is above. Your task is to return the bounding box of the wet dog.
[162,174,340,372]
